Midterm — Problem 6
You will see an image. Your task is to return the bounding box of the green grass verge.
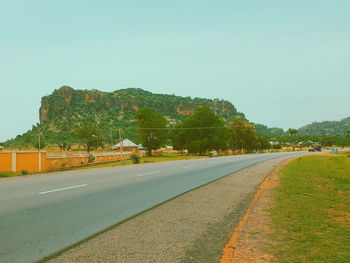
[0,172,21,178]
[77,155,207,170]
[270,155,350,262]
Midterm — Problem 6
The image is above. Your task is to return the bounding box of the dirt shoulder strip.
[45,156,296,263]
[220,158,293,263]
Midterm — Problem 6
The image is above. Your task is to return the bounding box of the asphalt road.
[0,152,306,263]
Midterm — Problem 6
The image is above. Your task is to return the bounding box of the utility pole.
[121,128,124,153]
[38,133,41,152]
[92,134,98,150]
[110,129,113,146]
[38,130,42,172]
[119,128,122,156]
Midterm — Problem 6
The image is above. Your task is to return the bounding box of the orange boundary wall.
[0,151,132,173]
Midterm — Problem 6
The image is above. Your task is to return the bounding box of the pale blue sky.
[1,0,349,141]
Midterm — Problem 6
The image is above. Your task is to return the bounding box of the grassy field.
[270,154,350,262]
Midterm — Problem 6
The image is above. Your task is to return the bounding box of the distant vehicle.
[308,144,321,152]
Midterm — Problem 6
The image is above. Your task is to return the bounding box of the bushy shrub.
[88,154,95,163]
[21,170,29,175]
[209,151,218,157]
[130,154,141,164]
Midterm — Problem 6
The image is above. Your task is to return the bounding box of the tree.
[229,120,257,153]
[172,106,229,155]
[287,128,298,151]
[255,136,271,152]
[75,125,100,152]
[287,128,298,136]
[53,132,74,150]
[135,108,168,156]
[172,122,187,154]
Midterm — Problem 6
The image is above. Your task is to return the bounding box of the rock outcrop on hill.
[4,86,247,147]
[39,86,244,126]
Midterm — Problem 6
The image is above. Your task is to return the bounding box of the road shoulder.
[45,156,295,263]
[220,158,292,263]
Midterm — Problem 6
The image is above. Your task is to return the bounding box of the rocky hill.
[4,86,246,147]
[298,117,350,136]
[39,86,244,126]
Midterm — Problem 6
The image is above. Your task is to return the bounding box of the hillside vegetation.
[298,117,350,136]
[2,86,349,150]
[4,86,247,148]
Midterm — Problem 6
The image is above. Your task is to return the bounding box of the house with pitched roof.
[111,139,139,154]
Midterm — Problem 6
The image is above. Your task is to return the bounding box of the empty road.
[0,152,306,263]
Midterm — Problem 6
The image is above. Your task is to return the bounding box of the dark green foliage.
[75,125,100,152]
[255,136,271,151]
[172,107,229,155]
[130,154,141,164]
[21,170,29,175]
[53,132,74,150]
[254,124,285,138]
[298,117,350,136]
[88,154,95,163]
[287,128,299,150]
[287,128,298,136]
[135,108,168,156]
[229,120,257,152]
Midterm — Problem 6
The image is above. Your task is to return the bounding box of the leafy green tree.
[287,128,298,136]
[135,108,168,156]
[229,120,257,152]
[75,125,100,152]
[172,106,229,155]
[53,132,74,150]
[255,136,271,152]
[172,122,187,154]
[287,128,298,151]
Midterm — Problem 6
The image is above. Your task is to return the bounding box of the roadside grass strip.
[0,172,21,178]
[270,155,350,262]
[75,155,206,170]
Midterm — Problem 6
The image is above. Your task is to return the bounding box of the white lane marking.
[38,184,88,195]
[183,165,195,168]
[137,171,160,177]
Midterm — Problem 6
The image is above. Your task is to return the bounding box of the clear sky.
[1,0,349,142]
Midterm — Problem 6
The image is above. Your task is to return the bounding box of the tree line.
[3,106,350,154]
[136,106,273,155]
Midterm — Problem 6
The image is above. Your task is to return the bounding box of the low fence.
[0,151,132,173]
